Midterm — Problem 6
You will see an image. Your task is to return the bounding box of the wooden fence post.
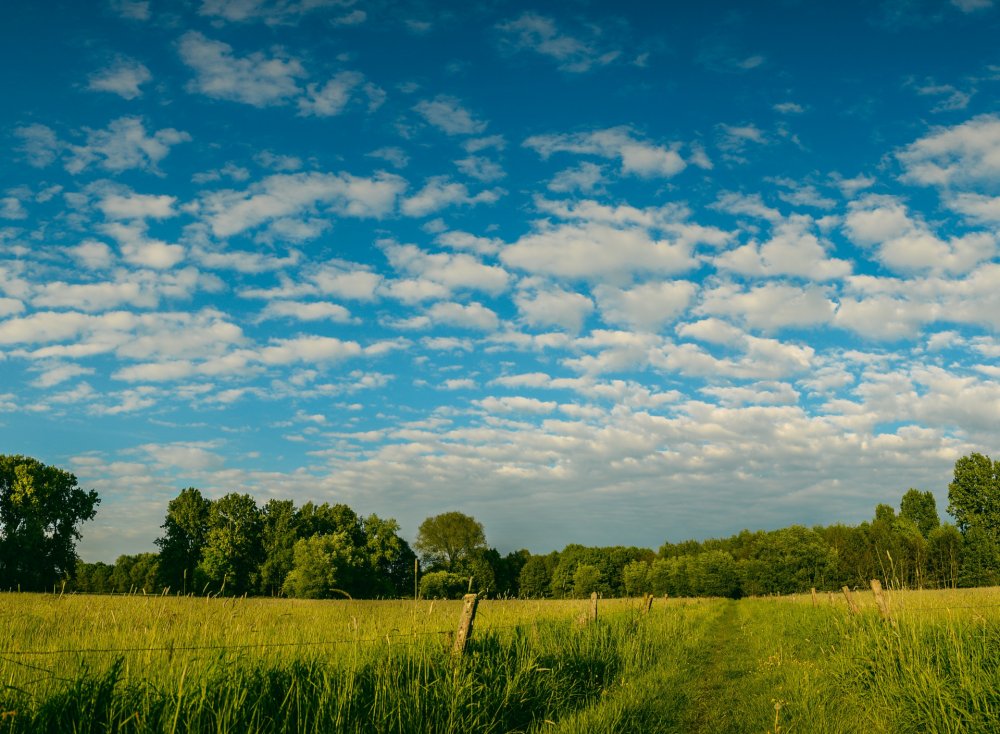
[810,588,818,607]
[643,593,654,614]
[590,591,599,623]
[452,593,479,656]
[841,585,860,615]
[870,579,891,620]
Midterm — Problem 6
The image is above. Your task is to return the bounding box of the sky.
[2,0,1000,563]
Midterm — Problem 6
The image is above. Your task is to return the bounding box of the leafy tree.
[928,523,962,589]
[111,553,159,593]
[281,533,361,599]
[948,452,1000,538]
[518,555,552,598]
[900,488,940,537]
[572,563,604,597]
[0,455,99,591]
[359,514,416,597]
[692,550,740,598]
[414,511,486,570]
[73,560,112,593]
[155,487,211,594]
[258,499,298,596]
[419,570,468,599]
[197,492,262,595]
[297,502,364,546]
[622,560,651,596]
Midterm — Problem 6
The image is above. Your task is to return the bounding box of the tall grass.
[2,589,999,732]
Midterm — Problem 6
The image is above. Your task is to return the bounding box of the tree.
[948,453,1000,538]
[359,514,416,597]
[419,571,468,599]
[414,511,486,570]
[900,489,940,537]
[282,533,361,599]
[197,492,262,595]
[572,563,603,597]
[0,455,99,590]
[622,560,651,596]
[518,555,552,598]
[258,499,298,596]
[156,487,211,594]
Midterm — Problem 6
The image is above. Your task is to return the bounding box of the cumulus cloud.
[593,281,697,332]
[65,117,190,175]
[381,241,509,295]
[199,171,406,237]
[897,114,1000,188]
[179,31,305,107]
[87,58,152,99]
[514,285,594,333]
[502,221,696,281]
[400,177,502,217]
[714,215,851,281]
[414,96,488,136]
[844,195,996,274]
[199,0,356,24]
[697,282,837,331]
[525,126,690,178]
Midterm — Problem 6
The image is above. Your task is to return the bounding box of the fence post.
[452,593,479,656]
[841,585,860,614]
[643,593,654,614]
[810,587,817,607]
[870,579,891,620]
[590,591,599,623]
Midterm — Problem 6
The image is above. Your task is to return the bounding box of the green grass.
[1,589,999,732]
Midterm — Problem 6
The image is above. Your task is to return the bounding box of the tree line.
[4,452,1000,599]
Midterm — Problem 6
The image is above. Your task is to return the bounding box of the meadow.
[1,588,998,733]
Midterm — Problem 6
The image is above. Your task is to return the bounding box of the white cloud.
[14,124,62,168]
[525,126,688,178]
[0,198,27,220]
[179,31,305,107]
[200,171,406,237]
[502,221,696,281]
[426,301,500,331]
[515,286,594,333]
[0,298,25,317]
[496,12,620,73]
[844,195,997,275]
[101,221,185,269]
[98,192,177,220]
[946,192,1000,223]
[897,114,1000,187]
[109,0,150,20]
[31,363,95,388]
[714,215,851,281]
[435,230,503,256]
[455,156,505,182]
[297,71,366,117]
[593,281,697,332]
[548,162,605,193]
[382,241,509,295]
[400,177,502,217]
[87,58,152,99]
[66,241,115,270]
[477,396,558,414]
[414,96,487,136]
[259,300,354,322]
[697,282,837,331]
[66,117,190,175]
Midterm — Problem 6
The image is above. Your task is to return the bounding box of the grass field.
[1,588,998,732]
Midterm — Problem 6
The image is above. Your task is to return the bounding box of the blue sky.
[2,0,1000,562]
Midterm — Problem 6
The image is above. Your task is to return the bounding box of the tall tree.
[155,487,211,594]
[258,499,298,596]
[900,488,940,537]
[414,511,486,570]
[359,514,416,597]
[0,455,99,590]
[281,532,361,599]
[947,452,1000,538]
[197,492,262,595]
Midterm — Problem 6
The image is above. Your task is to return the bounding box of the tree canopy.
[0,454,99,590]
[414,511,486,571]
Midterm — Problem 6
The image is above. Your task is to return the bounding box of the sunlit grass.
[1,589,999,732]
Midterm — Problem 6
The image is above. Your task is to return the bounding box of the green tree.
[258,499,298,596]
[155,487,211,594]
[197,492,262,595]
[622,560,651,596]
[0,455,99,591]
[928,523,962,588]
[414,511,486,570]
[518,555,551,598]
[900,488,940,537]
[572,563,604,597]
[111,553,159,593]
[419,570,469,599]
[359,514,416,597]
[948,452,1000,537]
[281,533,361,599]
